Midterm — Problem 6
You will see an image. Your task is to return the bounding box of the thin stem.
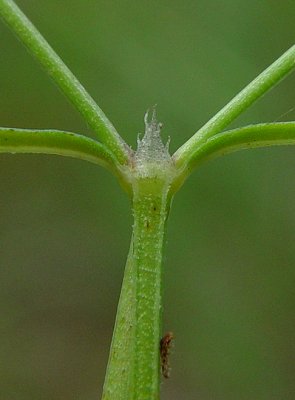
[0,0,129,164]
[174,45,295,168]
[173,122,295,185]
[0,127,123,177]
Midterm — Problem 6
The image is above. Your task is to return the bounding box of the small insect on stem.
[160,332,174,379]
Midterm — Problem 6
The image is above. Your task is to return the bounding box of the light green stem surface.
[132,179,171,400]
[174,122,295,184]
[0,127,116,166]
[0,0,129,163]
[188,122,295,166]
[102,177,172,400]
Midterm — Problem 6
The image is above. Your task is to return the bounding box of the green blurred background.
[1,1,295,399]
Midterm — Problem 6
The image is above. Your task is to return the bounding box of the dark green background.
[1,1,295,399]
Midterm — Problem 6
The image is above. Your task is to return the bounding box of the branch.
[174,45,295,168]
[0,0,129,164]
[0,127,124,177]
[174,122,295,185]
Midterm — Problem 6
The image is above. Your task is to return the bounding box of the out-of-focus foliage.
[0,1,294,399]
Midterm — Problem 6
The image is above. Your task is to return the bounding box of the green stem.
[0,127,115,166]
[132,178,171,400]
[0,0,129,164]
[191,121,295,165]
[173,122,295,185]
[102,111,176,399]
[102,177,173,400]
[174,45,295,168]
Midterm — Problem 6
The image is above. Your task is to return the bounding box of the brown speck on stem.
[160,332,174,379]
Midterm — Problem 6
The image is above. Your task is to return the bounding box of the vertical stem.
[132,178,171,400]
[102,177,173,400]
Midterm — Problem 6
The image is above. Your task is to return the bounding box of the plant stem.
[174,45,295,168]
[0,127,115,166]
[173,122,295,185]
[132,178,172,399]
[0,127,132,191]
[102,177,173,400]
[0,0,129,163]
[102,111,176,399]
[188,122,295,168]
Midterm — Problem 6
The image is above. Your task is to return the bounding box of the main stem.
[132,178,171,399]
[102,177,172,400]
